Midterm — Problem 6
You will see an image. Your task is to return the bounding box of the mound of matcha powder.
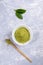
[14,27,30,44]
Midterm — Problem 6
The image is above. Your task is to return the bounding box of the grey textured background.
[0,0,43,65]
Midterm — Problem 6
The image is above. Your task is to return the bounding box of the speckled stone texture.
[0,0,43,65]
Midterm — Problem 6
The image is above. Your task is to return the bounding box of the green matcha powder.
[14,27,30,44]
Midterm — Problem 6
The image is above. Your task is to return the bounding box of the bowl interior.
[12,25,33,46]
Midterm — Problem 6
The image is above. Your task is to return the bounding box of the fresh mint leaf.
[14,9,26,19]
[15,9,26,14]
[15,12,23,19]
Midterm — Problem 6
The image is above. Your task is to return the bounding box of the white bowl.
[12,25,33,46]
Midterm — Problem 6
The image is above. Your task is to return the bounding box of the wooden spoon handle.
[5,39,32,63]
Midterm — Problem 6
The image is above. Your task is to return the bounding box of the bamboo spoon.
[5,39,32,63]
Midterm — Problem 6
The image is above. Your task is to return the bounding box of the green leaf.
[15,9,26,14]
[15,12,23,19]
